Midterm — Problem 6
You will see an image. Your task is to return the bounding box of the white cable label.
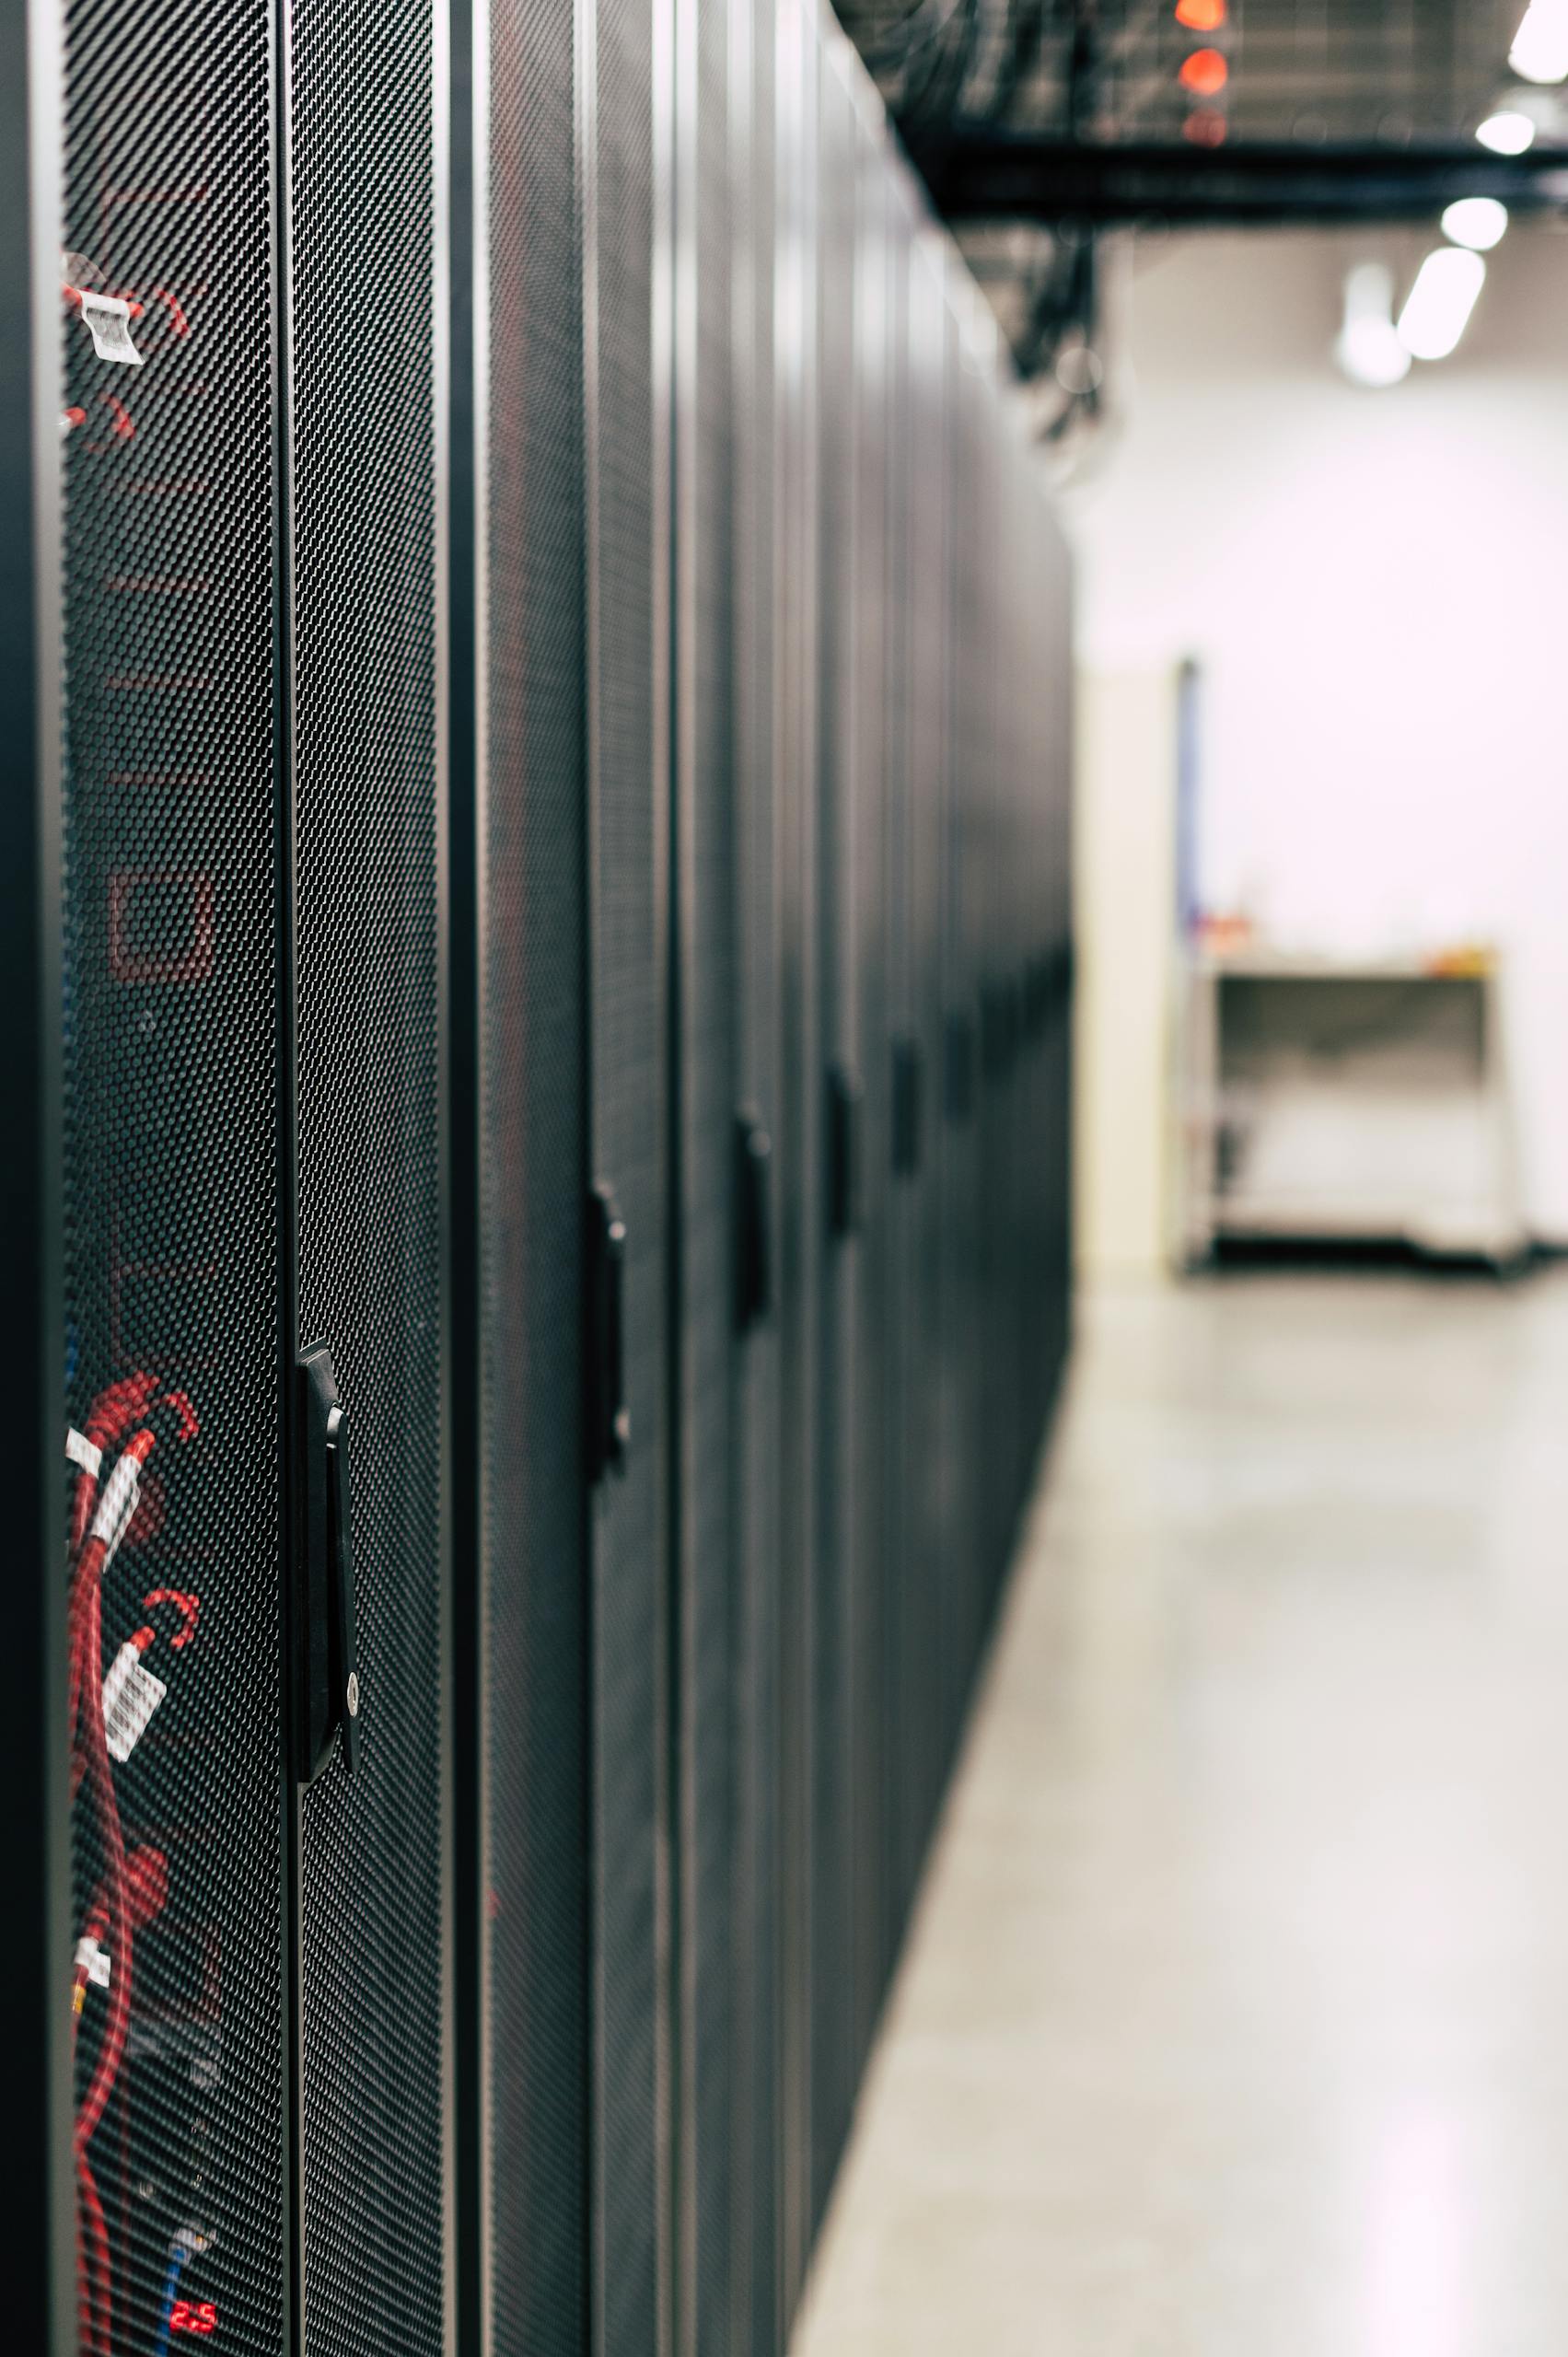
[91,1454,141,1564]
[65,1428,102,1479]
[74,1935,110,1989]
[103,1643,166,1763]
[79,290,143,366]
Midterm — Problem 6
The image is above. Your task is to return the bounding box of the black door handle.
[297,1342,361,1782]
[735,1112,772,1329]
[586,1183,630,1481]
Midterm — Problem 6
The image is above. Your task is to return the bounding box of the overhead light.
[1475,107,1536,151]
[1441,195,1509,250]
[1509,0,1568,84]
[1335,262,1411,389]
[1397,248,1486,361]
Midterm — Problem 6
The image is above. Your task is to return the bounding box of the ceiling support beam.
[907,133,1568,227]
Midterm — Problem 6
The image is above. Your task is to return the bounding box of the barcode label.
[80,289,143,367]
[103,1646,167,1762]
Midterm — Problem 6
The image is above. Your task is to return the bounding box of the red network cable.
[66,1375,199,2357]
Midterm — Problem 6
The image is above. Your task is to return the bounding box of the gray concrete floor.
[792,1272,1568,2357]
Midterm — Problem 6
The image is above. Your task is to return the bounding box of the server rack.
[15,0,1075,2349]
[668,0,739,2342]
[807,44,860,2246]
[726,0,785,2342]
[844,91,895,2095]
[582,0,669,2340]
[472,0,594,2342]
[23,0,458,2347]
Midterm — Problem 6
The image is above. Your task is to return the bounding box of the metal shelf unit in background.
[8,0,1071,2351]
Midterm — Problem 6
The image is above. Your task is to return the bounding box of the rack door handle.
[297,1343,361,1782]
[587,1184,630,1481]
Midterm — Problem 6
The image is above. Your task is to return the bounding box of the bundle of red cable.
[68,1374,197,2357]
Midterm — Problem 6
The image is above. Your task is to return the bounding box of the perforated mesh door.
[807,43,858,2245]
[586,0,667,2342]
[772,0,820,2317]
[943,326,992,1727]
[726,0,784,2338]
[846,107,890,2085]
[901,235,949,1885]
[672,0,738,2341]
[485,0,592,2343]
[290,0,447,2345]
[59,0,285,2346]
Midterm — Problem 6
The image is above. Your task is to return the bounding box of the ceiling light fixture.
[1509,0,1568,84]
[1476,106,1537,150]
[1441,196,1510,249]
[1335,262,1411,389]
[1398,248,1487,361]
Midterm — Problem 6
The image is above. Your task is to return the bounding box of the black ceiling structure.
[832,0,1568,389]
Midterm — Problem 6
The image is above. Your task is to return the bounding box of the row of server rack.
[4,0,1073,2347]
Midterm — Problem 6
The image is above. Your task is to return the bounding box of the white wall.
[1065,226,1568,1237]
[1074,668,1179,1280]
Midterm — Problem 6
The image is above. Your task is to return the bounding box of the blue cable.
[152,2245,187,2357]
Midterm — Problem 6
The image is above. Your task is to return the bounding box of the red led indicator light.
[1175,0,1226,28]
[169,2301,218,2334]
[1179,46,1228,94]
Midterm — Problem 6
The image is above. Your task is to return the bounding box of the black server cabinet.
[290,0,449,2344]
[807,39,859,2247]
[726,0,784,2340]
[900,225,951,1892]
[29,0,455,2345]
[582,0,670,2340]
[938,287,981,1756]
[6,0,74,2328]
[474,0,593,2342]
[668,0,739,2342]
[878,173,919,1963]
[53,1,292,2349]
[845,98,892,2083]
[772,0,821,2320]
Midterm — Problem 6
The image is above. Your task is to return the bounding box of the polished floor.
[793,1271,1568,2357]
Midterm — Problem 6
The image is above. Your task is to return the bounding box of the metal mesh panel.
[60,0,285,2345]
[878,178,917,1963]
[484,0,591,2343]
[807,45,858,2244]
[290,0,446,2343]
[726,0,783,2338]
[846,102,890,2085]
[902,235,950,1881]
[772,0,820,2318]
[587,0,666,2342]
[673,0,738,2343]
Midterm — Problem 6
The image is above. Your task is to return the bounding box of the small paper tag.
[103,1646,167,1762]
[74,1937,111,1988]
[80,289,143,367]
[65,1426,102,1478]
